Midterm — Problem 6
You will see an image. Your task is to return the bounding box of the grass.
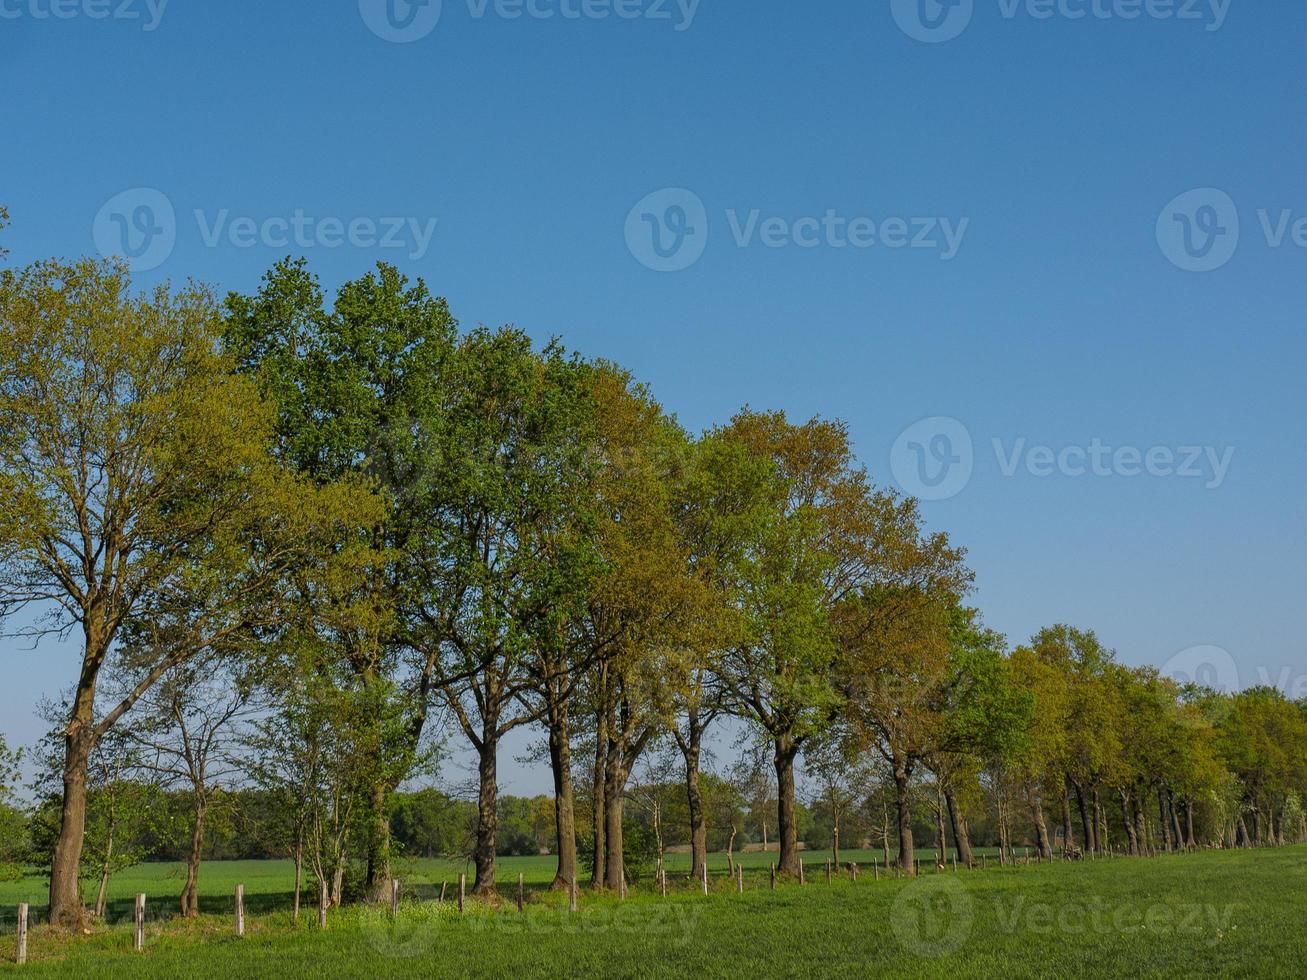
[1,847,1303,977]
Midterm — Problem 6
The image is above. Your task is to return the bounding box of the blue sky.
[2,0,1304,795]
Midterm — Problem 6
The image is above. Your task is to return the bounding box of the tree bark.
[546,698,577,891]
[180,796,207,917]
[1074,780,1096,854]
[364,780,391,901]
[590,665,608,887]
[48,679,98,928]
[1120,789,1139,856]
[473,731,499,896]
[1060,782,1075,855]
[774,735,801,876]
[603,722,629,892]
[1030,785,1053,859]
[945,788,974,867]
[678,715,708,883]
[892,758,915,873]
[935,788,947,866]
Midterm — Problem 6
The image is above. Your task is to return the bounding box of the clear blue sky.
[2,0,1304,795]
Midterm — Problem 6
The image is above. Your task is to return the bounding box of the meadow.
[2,847,1304,977]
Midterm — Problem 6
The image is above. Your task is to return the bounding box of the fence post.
[701,864,708,895]
[517,873,524,913]
[799,859,805,885]
[826,860,832,885]
[439,881,447,903]
[319,881,328,929]
[851,862,858,882]
[458,874,465,916]
[737,865,743,894]
[569,878,577,913]
[951,857,957,873]
[16,903,28,966]
[236,884,245,938]
[873,861,879,881]
[660,869,667,898]
[391,879,401,916]
[134,894,145,952]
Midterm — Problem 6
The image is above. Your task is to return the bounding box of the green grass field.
[2,847,1304,977]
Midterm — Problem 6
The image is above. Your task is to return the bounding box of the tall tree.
[715,410,880,877]
[224,259,455,897]
[0,258,366,926]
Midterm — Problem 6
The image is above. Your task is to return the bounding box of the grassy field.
[2,847,1304,977]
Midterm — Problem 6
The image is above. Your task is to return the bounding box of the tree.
[0,734,27,880]
[428,329,599,897]
[131,665,255,916]
[224,259,456,898]
[0,257,370,926]
[715,410,878,877]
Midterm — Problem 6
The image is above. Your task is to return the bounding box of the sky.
[1,0,1304,796]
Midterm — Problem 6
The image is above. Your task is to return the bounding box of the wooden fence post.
[439,881,448,903]
[16,903,28,966]
[701,864,708,895]
[951,857,957,873]
[737,865,743,894]
[800,859,806,885]
[391,879,401,916]
[458,874,465,916]
[569,878,577,913]
[660,869,667,898]
[235,884,245,938]
[319,881,328,929]
[982,854,987,871]
[873,860,879,881]
[134,894,145,952]
[517,873,524,913]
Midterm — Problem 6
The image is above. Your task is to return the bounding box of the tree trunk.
[292,842,303,921]
[364,780,391,901]
[1030,785,1053,859]
[892,758,915,873]
[48,681,99,929]
[945,788,974,867]
[680,718,708,883]
[1168,790,1184,849]
[590,665,608,887]
[774,735,801,876]
[1120,789,1139,856]
[1074,781,1095,854]
[547,698,577,891]
[1060,782,1075,855]
[603,723,628,892]
[1157,787,1173,853]
[831,807,840,867]
[473,731,500,896]
[935,787,947,866]
[180,796,207,917]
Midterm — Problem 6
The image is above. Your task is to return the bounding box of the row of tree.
[1,250,1304,927]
